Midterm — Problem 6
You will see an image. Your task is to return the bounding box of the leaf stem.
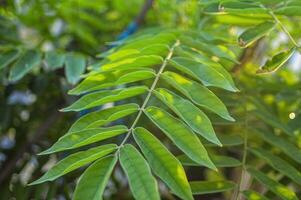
[261,4,300,49]
[117,40,180,150]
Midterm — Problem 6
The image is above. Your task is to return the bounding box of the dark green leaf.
[45,51,66,70]
[133,127,193,200]
[0,49,19,70]
[190,180,236,195]
[65,53,86,84]
[119,144,160,200]
[73,155,117,200]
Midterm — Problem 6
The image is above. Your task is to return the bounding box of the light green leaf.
[247,167,299,200]
[68,104,139,133]
[162,71,234,121]
[0,49,19,70]
[275,6,301,16]
[119,144,160,200]
[61,86,147,112]
[238,21,275,47]
[9,50,41,82]
[253,129,301,164]
[100,55,162,72]
[145,106,216,170]
[69,69,155,95]
[73,155,117,200]
[154,88,221,146]
[39,125,127,155]
[178,154,241,168]
[65,53,86,84]
[133,127,193,200]
[257,48,295,74]
[190,180,236,195]
[45,51,66,70]
[243,190,269,200]
[250,147,301,185]
[29,144,116,185]
[169,57,238,92]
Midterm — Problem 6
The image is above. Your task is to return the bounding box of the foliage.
[1,0,301,200]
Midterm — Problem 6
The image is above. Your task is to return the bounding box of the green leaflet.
[29,144,117,185]
[0,49,19,70]
[119,144,160,200]
[68,104,139,133]
[154,88,221,146]
[68,69,155,95]
[145,106,216,170]
[257,48,295,74]
[61,86,147,112]
[39,125,127,155]
[190,180,236,195]
[180,36,239,63]
[100,55,163,72]
[253,129,301,164]
[9,50,41,82]
[169,57,238,92]
[214,134,243,146]
[106,44,170,62]
[243,190,269,200]
[73,155,117,200]
[249,147,301,185]
[45,51,66,70]
[178,154,241,168]
[133,127,193,200]
[161,71,234,121]
[247,167,299,200]
[65,53,86,84]
[238,21,275,47]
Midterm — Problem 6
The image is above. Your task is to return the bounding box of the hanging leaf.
[68,69,155,95]
[169,57,238,92]
[145,106,216,170]
[73,155,117,200]
[161,71,234,121]
[119,144,160,200]
[61,86,147,112]
[9,50,41,82]
[65,53,86,84]
[238,21,275,47]
[68,104,139,133]
[39,125,127,155]
[256,48,295,74]
[133,127,193,200]
[29,144,116,185]
[154,88,221,146]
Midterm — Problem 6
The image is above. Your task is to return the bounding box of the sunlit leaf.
[162,71,234,121]
[154,88,221,146]
[145,106,216,170]
[29,144,116,185]
[133,127,193,200]
[68,104,138,133]
[243,190,269,200]
[61,86,147,112]
[39,125,127,155]
[169,57,238,91]
[119,144,160,200]
[73,155,117,200]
